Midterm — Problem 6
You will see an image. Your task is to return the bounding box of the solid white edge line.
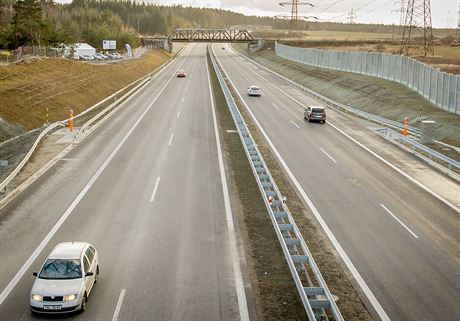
[229,50,460,215]
[320,147,338,164]
[217,53,391,321]
[328,121,460,214]
[206,51,250,321]
[380,204,419,239]
[290,119,300,129]
[150,177,161,203]
[168,133,174,146]
[0,46,193,306]
[111,288,126,321]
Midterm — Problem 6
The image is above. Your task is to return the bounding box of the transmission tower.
[347,8,357,24]
[277,1,315,36]
[452,1,460,46]
[400,0,434,56]
[392,0,405,26]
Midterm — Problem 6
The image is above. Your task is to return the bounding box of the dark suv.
[304,106,326,123]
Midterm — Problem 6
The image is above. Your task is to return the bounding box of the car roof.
[309,106,325,109]
[48,242,90,260]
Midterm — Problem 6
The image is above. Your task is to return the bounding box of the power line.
[347,8,357,24]
[400,0,434,56]
[452,0,460,46]
[277,0,316,36]
[391,0,405,25]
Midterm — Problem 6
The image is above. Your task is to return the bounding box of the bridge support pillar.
[247,40,265,54]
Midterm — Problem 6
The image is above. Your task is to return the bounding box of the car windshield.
[312,108,324,113]
[38,259,82,279]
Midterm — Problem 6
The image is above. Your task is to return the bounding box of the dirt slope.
[0,51,171,142]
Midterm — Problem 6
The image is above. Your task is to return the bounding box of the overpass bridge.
[143,28,262,52]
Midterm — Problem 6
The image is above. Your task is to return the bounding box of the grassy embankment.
[0,50,171,142]
[234,44,460,152]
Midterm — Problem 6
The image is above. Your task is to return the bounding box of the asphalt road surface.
[0,44,249,321]
[214,44,460,321]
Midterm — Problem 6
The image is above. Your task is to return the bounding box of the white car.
[248,85,261,97]
[30,242,99,314]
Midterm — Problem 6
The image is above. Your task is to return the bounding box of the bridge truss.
[168,28,256,43]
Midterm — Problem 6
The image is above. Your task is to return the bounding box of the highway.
[0,44,249,320]
[214,44,460,321]
[0,41,458,321]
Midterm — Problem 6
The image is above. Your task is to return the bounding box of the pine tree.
[11,0,44,49]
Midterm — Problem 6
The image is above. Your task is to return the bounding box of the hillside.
[0,50,170,142]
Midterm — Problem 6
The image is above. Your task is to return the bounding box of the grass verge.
[208,50,374,320]
[208,52,307,320]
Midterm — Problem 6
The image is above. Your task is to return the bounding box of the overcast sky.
[150,0,459,28]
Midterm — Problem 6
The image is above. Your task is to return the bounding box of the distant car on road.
[222,47,225,50]
[79,55,93,61]
[304,106,326,123]
[30,242,99,314]
[247,85,261,97]
[177,70,186,78]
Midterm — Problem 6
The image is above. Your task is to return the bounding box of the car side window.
[83,255,90,273]
[85,248,94,264]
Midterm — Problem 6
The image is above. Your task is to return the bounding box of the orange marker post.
[403,116,408,137]
[69,109,73,132]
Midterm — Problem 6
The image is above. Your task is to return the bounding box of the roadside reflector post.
[403,116,408,137]
[69,109,73,132]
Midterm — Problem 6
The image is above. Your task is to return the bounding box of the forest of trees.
[0,0,278,50]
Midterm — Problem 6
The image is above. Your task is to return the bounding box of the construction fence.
[275,42,460,115]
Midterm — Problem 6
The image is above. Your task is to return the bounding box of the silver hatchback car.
[247,85,261,97]
[30,242,99,314]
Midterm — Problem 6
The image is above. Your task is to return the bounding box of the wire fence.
[0,127,45,185]
[275,42,460,115]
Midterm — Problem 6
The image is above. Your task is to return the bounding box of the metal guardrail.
[0,122,63,193]
[0,49,181,195]
[376,128,460,173]
[75,77,151,142]
[233,47,422,137]
[230,48,460,175]
[209,46,344,321]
